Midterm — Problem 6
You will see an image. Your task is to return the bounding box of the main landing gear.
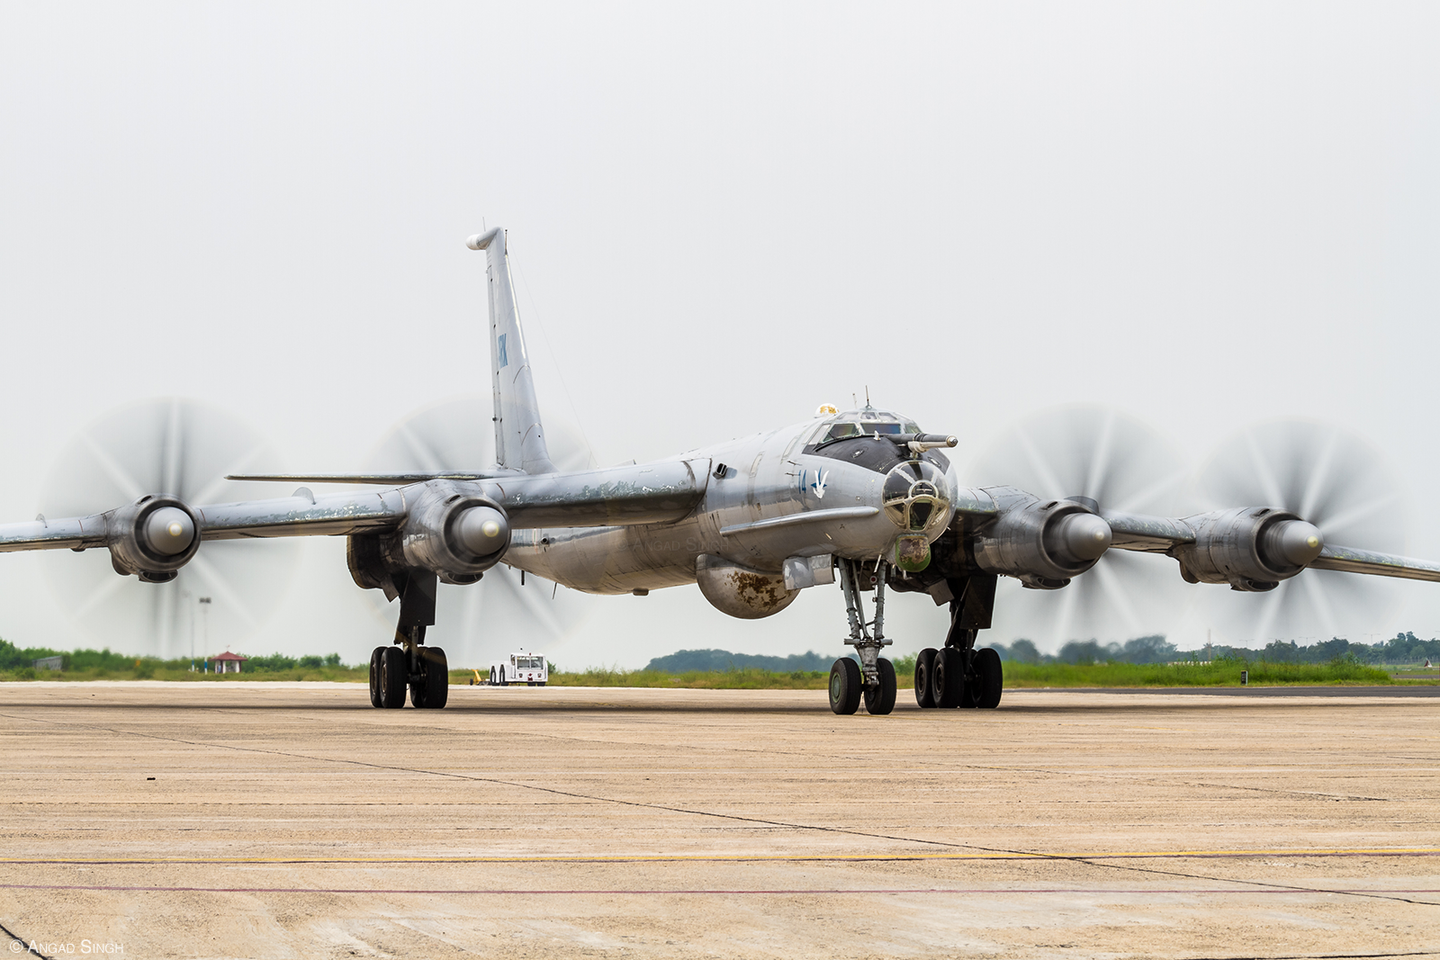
[367,569,450,709]
[828,564,1005,715]
[913,574,1003,710]
[829,559,898,715]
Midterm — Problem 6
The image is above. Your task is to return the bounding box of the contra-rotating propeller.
[966,404,1192,646]
[359,395,598,661]
[39,398,300,658]
[1187,420,1410,645]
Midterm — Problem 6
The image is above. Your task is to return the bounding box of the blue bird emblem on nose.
[805,468,829,499]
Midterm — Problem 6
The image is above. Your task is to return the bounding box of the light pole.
[198,597,212,671]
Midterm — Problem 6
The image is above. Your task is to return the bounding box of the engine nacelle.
[695,554,799,619]
[398,491,511,585]
[1172,507,1324,591]
[106,495,201,583]
[970,490,1113,589]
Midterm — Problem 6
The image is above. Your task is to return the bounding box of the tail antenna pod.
[465,228,556,475]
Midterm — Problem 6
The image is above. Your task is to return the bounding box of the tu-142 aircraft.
[4,227,1440,714]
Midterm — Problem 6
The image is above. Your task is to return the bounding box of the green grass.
[1000,658,1394,687]
[0,661,370,683]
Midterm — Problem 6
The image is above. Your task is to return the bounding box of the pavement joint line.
[4,848,1439,865]
[2,883,1440,896]
[8,708,1440,910]
[1060,854,1440,907]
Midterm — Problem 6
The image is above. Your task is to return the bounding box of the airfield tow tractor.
[488,650,548,686]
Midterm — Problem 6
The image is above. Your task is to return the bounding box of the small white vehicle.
[489,651,548,686]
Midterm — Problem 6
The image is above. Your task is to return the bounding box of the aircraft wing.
[0,459,710,553]
[1307,545,1440,583]
[1103,512,1196,553]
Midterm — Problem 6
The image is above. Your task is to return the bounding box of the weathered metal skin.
[968,487,1113,589]
[396,485,510,585]
[504,414,963,601]
[1170,507,1324,591]
[105,495,201,582]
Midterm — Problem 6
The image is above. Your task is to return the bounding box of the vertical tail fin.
[466,228,556,475]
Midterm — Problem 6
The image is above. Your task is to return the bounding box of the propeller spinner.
[967,404,1191,645]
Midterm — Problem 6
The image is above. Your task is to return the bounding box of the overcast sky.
[2,3,1438,667]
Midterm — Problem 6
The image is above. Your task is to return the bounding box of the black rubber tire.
[973,647,1003,709]
[368,647,385,708]
[379,646,408,709]
[415,647,448,709]
[828,658,862,715]
[931,648,965,708]
[863,658,898,715]
[914,647,938,708]
[499,667,506,685]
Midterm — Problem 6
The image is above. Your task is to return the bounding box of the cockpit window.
[822,417,922,442]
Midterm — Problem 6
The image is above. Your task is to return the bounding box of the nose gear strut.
[830,558,898,715]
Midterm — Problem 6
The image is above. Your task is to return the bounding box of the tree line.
[992,632,1440,666]
[0,639,344,673]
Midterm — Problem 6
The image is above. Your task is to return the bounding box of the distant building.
[31,656,62,672]
[211,652,248,674]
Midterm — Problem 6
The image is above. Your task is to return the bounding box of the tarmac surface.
[1,681,1437,959]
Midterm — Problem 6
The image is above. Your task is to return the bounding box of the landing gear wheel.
[931,648,965,708]
[914,647,937,708]
[973,647,1003,709]
[379,646,408,709]
[412,646,448,709]
[828,658,862,715]
[368,647,385,708]
[863,658,898,715]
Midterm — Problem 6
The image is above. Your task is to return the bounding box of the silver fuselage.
[506,415,957,594]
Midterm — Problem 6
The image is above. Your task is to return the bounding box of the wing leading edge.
[0,459,711,554]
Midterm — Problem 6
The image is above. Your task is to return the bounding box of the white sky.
[1,3,1438,667]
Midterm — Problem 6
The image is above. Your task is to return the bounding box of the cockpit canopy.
[803,406,952,476]
[817,409,921,443]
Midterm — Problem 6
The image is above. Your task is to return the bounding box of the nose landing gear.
[829,559,898,715]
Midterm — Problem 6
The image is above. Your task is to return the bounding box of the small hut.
[211,651,249,674]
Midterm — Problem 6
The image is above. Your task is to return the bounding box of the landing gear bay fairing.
[5,228,1440,713]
